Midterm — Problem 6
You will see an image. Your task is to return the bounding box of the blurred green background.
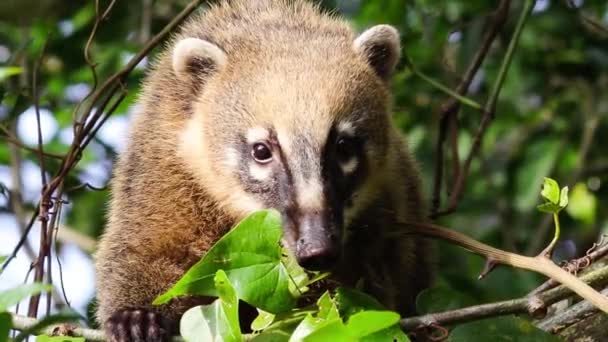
[0,0,606,328]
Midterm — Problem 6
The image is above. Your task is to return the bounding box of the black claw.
[106,308,168,342]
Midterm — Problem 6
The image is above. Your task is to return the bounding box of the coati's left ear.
[354,25,401,80]
[172,37,227,82]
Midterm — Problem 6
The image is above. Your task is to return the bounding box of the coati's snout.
[291,210,341,271]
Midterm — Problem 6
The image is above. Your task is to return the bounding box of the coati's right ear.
[172,37,227,82]
[354,25,401,80]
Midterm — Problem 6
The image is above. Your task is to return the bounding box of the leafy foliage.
[158,210,411,341]
[158,210,559,341]
[154,209,306,313]
[0,283,52,312]
[180,271,242,342]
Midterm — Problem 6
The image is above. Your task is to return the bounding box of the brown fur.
[95,0,432,333]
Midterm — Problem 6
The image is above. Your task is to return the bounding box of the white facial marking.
[247,127,269,144]
[249,162,273,181]
[222,147,240,168]
[340,157,358,174]
[297,178,324,211]
[226,191,264,214]
[337,121,355,136]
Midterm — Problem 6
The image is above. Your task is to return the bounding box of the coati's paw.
[105,308,169,342]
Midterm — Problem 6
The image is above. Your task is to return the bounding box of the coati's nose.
[295,212,340,271]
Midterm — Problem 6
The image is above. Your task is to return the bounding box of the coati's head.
[176,19,402,271]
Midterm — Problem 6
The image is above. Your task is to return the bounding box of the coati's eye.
[336,137,357,162]
[252,142,273,163]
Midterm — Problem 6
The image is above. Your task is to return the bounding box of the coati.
[95,0,432,340]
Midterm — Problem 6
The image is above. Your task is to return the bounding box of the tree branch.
[10,313,105,341]
[401,266,608,330]
[402,221,608,313]
[431,0,511,216]
[435,0,537,217]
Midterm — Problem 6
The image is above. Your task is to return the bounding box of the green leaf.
[290,314,343,342]
[448,316,561,342]
[360,326,410,342]
[540,177,560,205]
[250,331,291,342]
[559,186,569,208]
[251,310,275,332]
[0,312,10,342]
[155,210,305,313]
[35,336,85,342]
[334,287,384,318]
[316,292,339,321]
[0,256,6,265]
[179,270,241,342]
[566,183,596,225]
[302,321,354,342]
[536,202,561,214]
[344,311,400,338]
[0,283,52,312]
[0,67,22,82]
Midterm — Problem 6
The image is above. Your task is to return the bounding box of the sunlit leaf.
[334,287,384,318]
[0,283,52,312]
[290,313,342,342]
[540,177,560,205]
[302,321,353,342]
[536,202,561,214]
[155,210,305,313]
[251,310,275,332]
[344,311,400,338]
[316,292,339,321]
[179,270,241,342]
[0,67,22,82]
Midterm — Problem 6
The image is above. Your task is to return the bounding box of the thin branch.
[402,221,608,313]
[10,313,105,341]
[0,133,64,159]
[431,0,511,216]
[1,0,205,280]
[72,0,118,125]
[401,265,608,330]
[435,0,537,217]
[28,39,52,318]
[537,287,608,333]
[55,224,97,254]
[1,206,40,271]
[402,56,483,111]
